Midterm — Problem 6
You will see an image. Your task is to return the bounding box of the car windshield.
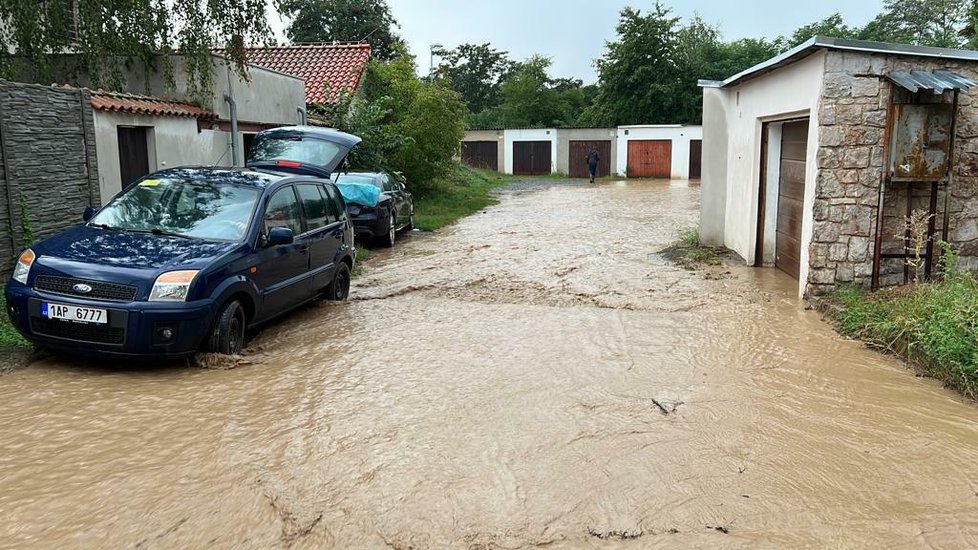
[335,174,381,189]
[250,135,344,166]
[90,177,261,241]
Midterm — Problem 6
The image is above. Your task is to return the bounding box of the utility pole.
[429,43,443,76]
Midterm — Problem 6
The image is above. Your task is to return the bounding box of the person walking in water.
[585,148,600,183]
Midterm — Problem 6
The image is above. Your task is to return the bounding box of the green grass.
[661,226,722,270]
[412,165,514,232]
[828,251,978,399]
[352,247,371,278]
[0,289,28,348]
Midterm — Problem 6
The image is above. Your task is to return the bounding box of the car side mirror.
[83,206,96,222]
[266,226,294,246]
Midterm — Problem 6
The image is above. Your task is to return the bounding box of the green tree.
[498,55,556,127]
[0,0,274,102]
[280,0,402,60]
[855,0,968,46]
[788,13,859,47]
[581,3,681,126]
[324,51,467,193]
[432,43,514,116]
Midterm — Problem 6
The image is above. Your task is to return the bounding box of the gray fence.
[0,81,100,279]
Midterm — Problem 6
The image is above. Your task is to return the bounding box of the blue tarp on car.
[336,182,381,208]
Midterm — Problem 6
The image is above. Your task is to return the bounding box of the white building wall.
[93,111,231,202]
[615,125,703,179]
[699,50,826,298]
[503,129,557,175]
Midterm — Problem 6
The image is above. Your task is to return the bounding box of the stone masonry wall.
[0,81,100,279]
[808,51,978,295]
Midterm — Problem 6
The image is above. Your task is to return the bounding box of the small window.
[322,184,347,222]
[297,184,329,231]
[264,186,302,235]
[381,176,394,192]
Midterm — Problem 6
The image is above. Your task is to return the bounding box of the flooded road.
[2,179,978,548]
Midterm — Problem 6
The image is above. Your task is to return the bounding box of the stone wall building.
[698,37,978,298]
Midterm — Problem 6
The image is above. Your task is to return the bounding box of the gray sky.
[383,0,885,83]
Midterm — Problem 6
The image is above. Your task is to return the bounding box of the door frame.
[754,114,811,270]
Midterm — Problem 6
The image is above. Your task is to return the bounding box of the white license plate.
[42,302,107,325]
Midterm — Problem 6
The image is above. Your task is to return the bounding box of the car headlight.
[149,270,199,302]
[12,249,35,285]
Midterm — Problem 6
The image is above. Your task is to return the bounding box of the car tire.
[379,211,396,248]
[405,207,414,231]
[326,262,351,301]
[207,300,246,355]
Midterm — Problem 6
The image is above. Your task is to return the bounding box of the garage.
[775,120,808,280]
[462,141,499,171]
[513,141,552,175]
[627,140,672,178]
[568,140,611,178]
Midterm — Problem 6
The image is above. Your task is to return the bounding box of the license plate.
[42,302,107,325]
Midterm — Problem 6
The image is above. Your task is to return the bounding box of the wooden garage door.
[462,141,498,171]
[513,141,551,175]
[569,140,612,178]
[776,120,809,280]
[627,140,671,178]
[689,139,702,179]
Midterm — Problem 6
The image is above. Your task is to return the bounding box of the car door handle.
[299,245,309,254]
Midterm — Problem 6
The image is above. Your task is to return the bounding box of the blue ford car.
[5,127,360,358]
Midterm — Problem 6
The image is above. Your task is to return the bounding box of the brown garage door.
[513,141,552,175]
[776,120,809,280]
[689,139,702,179]
[627,140,671,178]
[462,141,499,171]
[569,140,612,178]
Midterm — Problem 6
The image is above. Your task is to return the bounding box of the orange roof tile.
[242,43,371,105]
[90,91,217,120]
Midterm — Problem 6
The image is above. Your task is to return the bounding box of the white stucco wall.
[94,111,231,202]
[503,129,557,175]
[699,51,826,297]
[615,125,703,179]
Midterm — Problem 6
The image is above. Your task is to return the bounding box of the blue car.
[5,127,360,358]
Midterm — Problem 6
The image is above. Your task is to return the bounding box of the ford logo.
[73,283,93,294]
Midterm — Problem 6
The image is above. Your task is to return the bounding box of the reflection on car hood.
[33,226,239,271]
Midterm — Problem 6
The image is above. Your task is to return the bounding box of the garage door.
[513,141,552,175]
[689,139,702,179]
[627,140,671,178]
[776,120,809,280]
[462,141,498,171]
[569,140,612,178]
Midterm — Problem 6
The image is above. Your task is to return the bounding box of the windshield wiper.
[91,223,122,231]
[150,228,193,239]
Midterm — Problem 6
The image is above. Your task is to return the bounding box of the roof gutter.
[699,36,978,90]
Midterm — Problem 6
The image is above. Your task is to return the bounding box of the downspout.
[297,106,307,126]
[224,92,239,166]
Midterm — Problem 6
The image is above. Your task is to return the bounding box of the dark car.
[5,127,361,358]
[333,171,414,247]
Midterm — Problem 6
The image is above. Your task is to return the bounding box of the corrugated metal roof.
[886,70,978,93]
[699,36,978,89]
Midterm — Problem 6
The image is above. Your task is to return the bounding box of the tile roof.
[242,43,371,105]
[90,90,217,120]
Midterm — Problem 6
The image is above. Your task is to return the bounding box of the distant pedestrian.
[585,148,600,183]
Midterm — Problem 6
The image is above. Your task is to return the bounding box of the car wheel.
[406,207,415,231]
[380,211,396,248]
[207,300,246,355]
[326,262,351,301]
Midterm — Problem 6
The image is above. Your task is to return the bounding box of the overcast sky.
[380,0,885,82]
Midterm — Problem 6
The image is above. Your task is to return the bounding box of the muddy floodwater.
[2,179,978,549]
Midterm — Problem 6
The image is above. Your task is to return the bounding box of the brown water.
[2,179,977,549]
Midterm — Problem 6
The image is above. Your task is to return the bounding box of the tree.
[323,50,467,193]
[581,3,681,127]
[788,13,859,47]
[280,0,402,60]
[860,0,969,47]
[432,43,514,116]
[0,0,274,102]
